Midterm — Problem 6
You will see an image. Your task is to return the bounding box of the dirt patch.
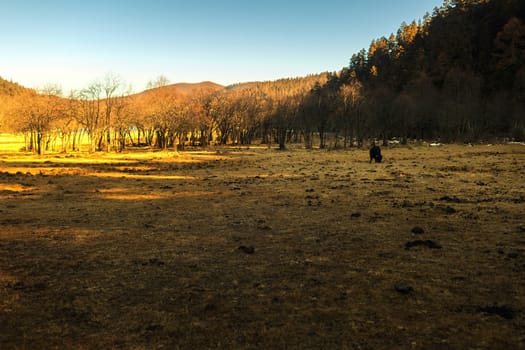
[0,144,524,349]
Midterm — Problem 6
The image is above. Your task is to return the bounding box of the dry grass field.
[0,139,524,349]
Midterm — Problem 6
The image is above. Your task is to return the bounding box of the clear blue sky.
[0,0,443,93]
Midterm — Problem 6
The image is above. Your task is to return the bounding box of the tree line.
[340,0,525,144]
[1,0,524,154]
[2,74,333,154]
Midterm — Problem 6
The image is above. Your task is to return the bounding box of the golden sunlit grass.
[0,133,25,153]
[0,183,34,193]
[96,187,217,200]
[92,172,198,180]
[0,143,524,349]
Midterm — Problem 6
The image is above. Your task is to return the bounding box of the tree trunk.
[277,128,286,150]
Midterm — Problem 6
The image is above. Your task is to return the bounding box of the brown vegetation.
[1,143,524,349]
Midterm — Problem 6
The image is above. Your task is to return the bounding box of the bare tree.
[339,77,364,147]
[78,81,102,152]
[10,85,64,155]
[101,73,125,152]
[146,75,170,90]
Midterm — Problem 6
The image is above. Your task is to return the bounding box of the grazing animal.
[369,143,382,163]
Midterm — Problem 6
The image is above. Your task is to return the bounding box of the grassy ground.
[0,142,524,349]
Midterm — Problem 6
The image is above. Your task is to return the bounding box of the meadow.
[0,134,524,349]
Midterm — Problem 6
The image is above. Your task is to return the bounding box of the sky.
[0,0,444,93]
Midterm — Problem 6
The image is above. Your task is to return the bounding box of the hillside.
[136,81,224,100]
[325,0,525,143]
[0,76,32,96]
[0,77,35,131]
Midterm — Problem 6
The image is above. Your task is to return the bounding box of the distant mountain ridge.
[135,81,224,100]
[0,76,224,100]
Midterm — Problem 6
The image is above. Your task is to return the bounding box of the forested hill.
[0,76,32,96]
[137,81,224,100]
[324,0,525,143]
[350,0,525,92]
[0,77,34,131]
